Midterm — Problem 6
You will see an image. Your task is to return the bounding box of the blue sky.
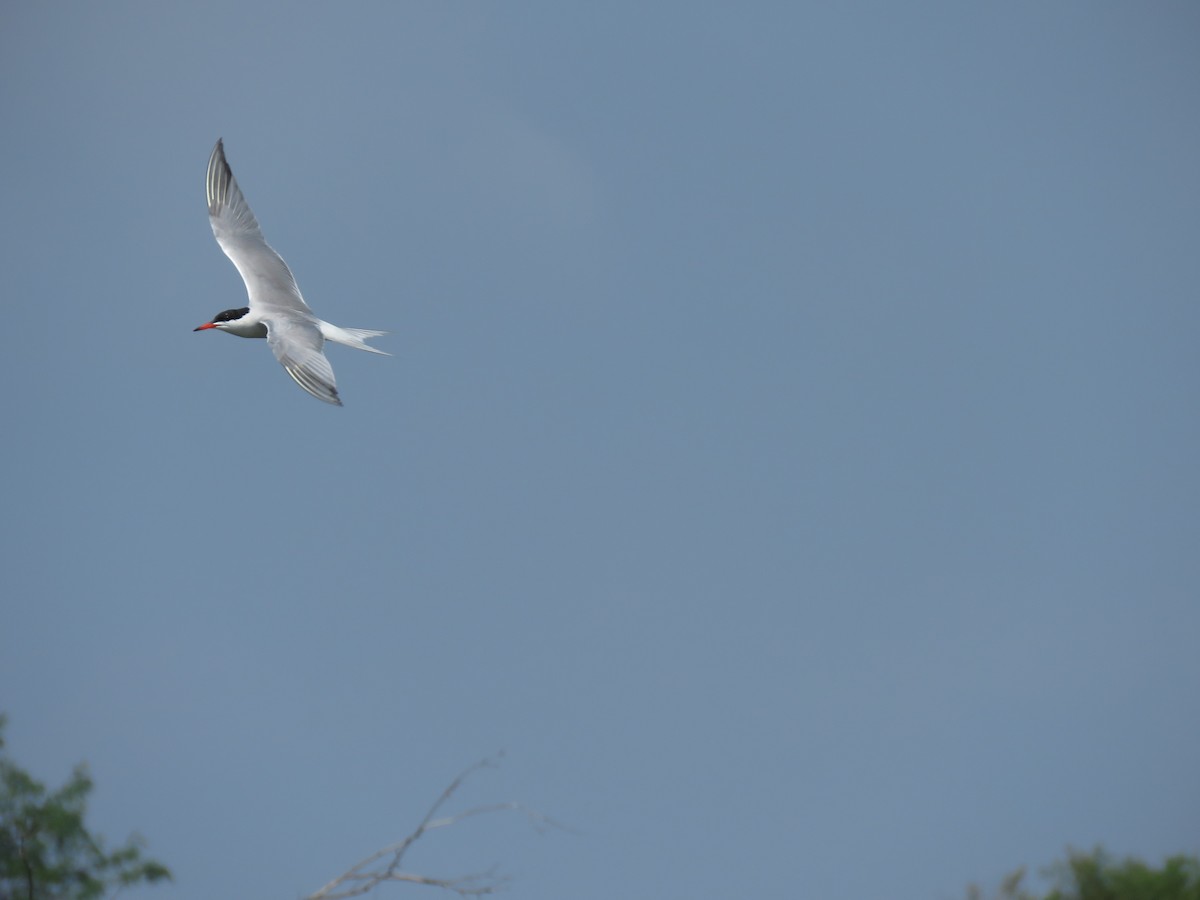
[1,3,1198,899]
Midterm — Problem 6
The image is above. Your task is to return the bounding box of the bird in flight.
[195,139,387,405]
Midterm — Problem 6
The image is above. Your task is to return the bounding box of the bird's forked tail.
[319,323,390,355]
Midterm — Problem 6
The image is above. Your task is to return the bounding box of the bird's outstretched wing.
[265,317,342,406]
[206,139,314,316]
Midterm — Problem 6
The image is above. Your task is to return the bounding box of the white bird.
[195,139,387,405]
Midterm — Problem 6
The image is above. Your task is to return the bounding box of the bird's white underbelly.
[224,320,269,339]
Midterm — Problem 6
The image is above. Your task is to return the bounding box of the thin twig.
[305,755,564,900]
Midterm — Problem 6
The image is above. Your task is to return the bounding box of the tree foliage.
[968,847,1200,900]
[0,715,171,900]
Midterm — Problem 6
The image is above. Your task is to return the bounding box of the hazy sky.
[2,4,1198,899]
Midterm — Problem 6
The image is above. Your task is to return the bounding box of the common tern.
[195,139,387,405]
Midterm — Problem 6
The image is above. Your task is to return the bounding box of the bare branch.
[306,754,564,900]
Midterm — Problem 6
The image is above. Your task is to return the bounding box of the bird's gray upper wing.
[206,139,314,316]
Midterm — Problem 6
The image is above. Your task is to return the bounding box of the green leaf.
[0,715,172,899]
